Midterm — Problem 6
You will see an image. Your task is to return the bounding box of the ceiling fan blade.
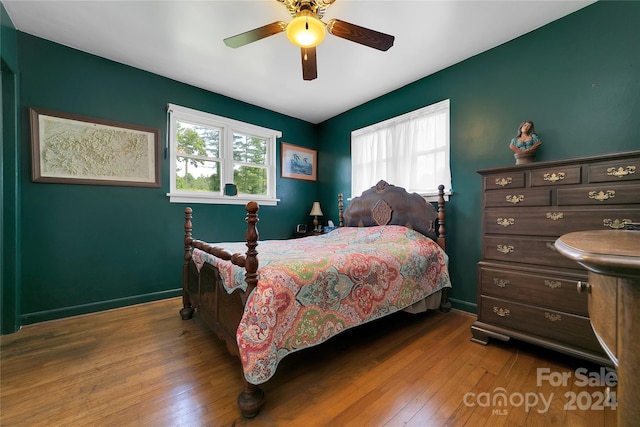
[326,19,394,51]
[224,21,287,48]
[301,47,317,81]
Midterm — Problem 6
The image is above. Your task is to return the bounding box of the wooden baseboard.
[18,289,182,326]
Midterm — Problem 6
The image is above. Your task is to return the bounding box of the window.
[351,99,451,199]
[167,104,281,205]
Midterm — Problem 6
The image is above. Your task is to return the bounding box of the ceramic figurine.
[510,120,542,165]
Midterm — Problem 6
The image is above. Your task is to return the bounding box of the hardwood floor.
[1,298,616,426]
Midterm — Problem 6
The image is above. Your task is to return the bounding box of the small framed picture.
[281,142,316,181]
[296,224,307,233]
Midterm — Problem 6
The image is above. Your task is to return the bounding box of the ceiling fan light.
[286,11,325,48]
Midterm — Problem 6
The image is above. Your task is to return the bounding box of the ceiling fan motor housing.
[278,0,335,19]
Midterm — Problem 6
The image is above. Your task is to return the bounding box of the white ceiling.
[3,0,595,124]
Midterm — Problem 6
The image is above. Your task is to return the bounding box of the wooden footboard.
[181,202,264,417]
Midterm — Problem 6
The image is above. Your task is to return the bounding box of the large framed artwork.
[281,142,316,181]
[30,108,161,187]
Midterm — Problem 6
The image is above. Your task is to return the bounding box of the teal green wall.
[1,1,20,334]
[15,34,318,327]
[3,1,639,331]
[317,1,640,312]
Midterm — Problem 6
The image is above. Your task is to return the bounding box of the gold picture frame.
[30,107,161,187]
[281,142,316,181]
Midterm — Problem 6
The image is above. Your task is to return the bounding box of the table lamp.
[309,201,323,232]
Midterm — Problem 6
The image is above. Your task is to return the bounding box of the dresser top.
[477,149,640,175]
[555,230,640,277]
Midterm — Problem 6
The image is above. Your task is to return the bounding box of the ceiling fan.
[223,0,395,81]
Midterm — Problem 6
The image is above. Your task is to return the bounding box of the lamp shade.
[286,11,325,48]
[309,201,323,216]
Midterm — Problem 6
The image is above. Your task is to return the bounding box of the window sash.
[351,99,451,198]
[167,104,281,205]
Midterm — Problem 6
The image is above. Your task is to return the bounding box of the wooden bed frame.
[180,181,449,417]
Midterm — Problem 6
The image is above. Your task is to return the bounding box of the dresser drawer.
[588,158,640,183]
[479,264,588,315]
[484,208,640,236]
[484,172,525,190]
[479,265,588,316]
[484,188,551,207]
[557,183,640,206]
[483,235,580,269]
[530,166,582,187]
[479,296,602,353]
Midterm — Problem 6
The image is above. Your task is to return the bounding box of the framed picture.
[281,142,316,181]
[30,107,161,187]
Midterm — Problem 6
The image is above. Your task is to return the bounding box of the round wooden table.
[555,230,640,427]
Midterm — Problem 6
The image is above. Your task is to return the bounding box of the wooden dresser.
[471,150,640,366]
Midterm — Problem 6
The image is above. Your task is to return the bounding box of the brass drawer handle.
[607,165,636,177]
[603,218,632,229]
[495,177,513,186]
[493,307,510,317]
[506,195,525,204]
[497,245,514,254]
[544,312,562,322]
[545,280,562,289]
[543,172,566,182]
[546,212,564,221]
[577,281,591,294]
[496,218,515,227]
[493,278,510,288]
[589,190,615,201]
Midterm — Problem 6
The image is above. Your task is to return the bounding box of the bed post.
[243,201,259,300]
[338,193,344,227]
[437,184,446,250]
[238,382,265,419]
[436,185,451,312]
[238,201,265,418]
[180,207,195,320]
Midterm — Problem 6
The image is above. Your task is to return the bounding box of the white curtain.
[351,99,451,197]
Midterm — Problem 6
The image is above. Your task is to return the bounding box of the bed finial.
[338,193,344,227]
[375,180,389,193]
[244,201,260,300]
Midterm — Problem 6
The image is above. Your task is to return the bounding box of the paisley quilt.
[191,225,451,385]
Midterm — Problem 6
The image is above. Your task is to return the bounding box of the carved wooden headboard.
[340,180,445,247]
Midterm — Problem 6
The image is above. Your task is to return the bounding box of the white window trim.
[166,104,281,206]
